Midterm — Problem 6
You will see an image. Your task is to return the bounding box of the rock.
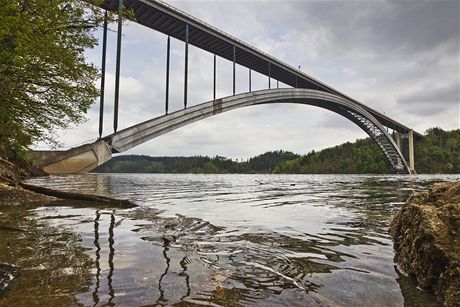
[0,263,19,293]
[390,181,460,306]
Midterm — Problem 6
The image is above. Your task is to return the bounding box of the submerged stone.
[390,181,460,306]
[0,263,19,294]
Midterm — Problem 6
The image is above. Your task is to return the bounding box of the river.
[1,174,459,306]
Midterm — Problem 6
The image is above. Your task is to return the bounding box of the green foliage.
[0,0,118,157]
[273,138,390,174]
[94,151,298,174]
[274,128,460,174]
[415,128,460,173]
[248,150,299,173]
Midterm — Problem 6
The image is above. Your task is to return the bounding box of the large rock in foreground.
[390,181,460,306]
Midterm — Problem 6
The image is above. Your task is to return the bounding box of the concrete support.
[184,23,189,108]
[32,140,112,174]
[165,36,170,114]
[233,45,236,95]
[395,132,401,151]
[249,69,251,92]
[99,11,108,138]
[408,129,415,174]
[213,54,216,100]
[268,62,271,89]
[113,0,123,133]
[393,132,403,171]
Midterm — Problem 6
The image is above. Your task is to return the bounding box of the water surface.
[1,174,458,306]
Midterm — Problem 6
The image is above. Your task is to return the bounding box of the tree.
[0,0,118,157]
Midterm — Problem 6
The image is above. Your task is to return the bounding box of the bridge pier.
[394,131,402,150]
[396,130,416,174]
[408,129,415,174]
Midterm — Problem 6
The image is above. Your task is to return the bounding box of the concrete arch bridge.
[33,89,416,174]
[32,0,420,174]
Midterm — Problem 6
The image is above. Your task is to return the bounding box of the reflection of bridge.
[33,0,420,174]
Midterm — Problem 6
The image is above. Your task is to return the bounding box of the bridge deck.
[101,0,421,138]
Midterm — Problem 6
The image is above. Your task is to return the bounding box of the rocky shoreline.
[390,181,460,306]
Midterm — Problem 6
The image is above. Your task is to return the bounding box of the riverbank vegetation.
[95,128,459,174]
[0,1,119,159]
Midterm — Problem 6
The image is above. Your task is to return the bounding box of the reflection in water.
[0,201,94,306]
[107,212,115,306]
[11,174,459,306]
[89,211,116,307]
[157,237,170,305]
[92,211,101,306]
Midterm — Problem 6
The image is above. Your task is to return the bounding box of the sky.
[39,0,460,159]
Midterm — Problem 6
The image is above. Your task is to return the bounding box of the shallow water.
[1,174,458,306]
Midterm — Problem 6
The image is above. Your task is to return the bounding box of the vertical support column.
[394,131,402,171]
[113,0,123,133]
[408,129,415,174]
[99,11,108,138]
[295,75,298,88]
[165,36,170,114]
[395,132,401,151]
[233,45,236,95]
[268,62,271,89]
[249,69,252,92]
[213,54,216,100]
[277,80,279,89]
[184,23,189,109]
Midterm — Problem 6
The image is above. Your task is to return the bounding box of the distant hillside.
[273,138,389,174]
[94,150,299,174]
[274,128,459,174]
[414,128,460,173]
[94,128,459,174]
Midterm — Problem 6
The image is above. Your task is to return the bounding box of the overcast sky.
[40,0,460,159]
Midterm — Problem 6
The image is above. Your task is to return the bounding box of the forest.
[94,128,460,174]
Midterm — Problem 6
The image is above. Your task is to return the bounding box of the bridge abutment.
[32,140,112,174]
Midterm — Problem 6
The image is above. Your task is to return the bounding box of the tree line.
[95,128,459,174]
[94,150,300,174]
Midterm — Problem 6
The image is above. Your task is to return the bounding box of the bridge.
[32,0,420,174]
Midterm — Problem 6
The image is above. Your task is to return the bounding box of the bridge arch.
[107,88,410,173]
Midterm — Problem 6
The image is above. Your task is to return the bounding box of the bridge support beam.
[213,54,216,100]
[408,129,415,174]
[99,11,108,138]
[394,131,402,150]
[393,132,403,173]
[233,45,236,95]
[268,62,271,89]
[249,69,251,92]
[165,36,170,114]
[113,0,123,133]
[184,23,189,108]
